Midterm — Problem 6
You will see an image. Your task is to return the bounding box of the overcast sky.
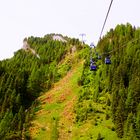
[0,0,140,60]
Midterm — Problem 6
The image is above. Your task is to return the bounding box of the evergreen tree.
[0,110,13,139]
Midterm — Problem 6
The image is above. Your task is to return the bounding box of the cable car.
[105,57,111,64]
[90,63,97,71]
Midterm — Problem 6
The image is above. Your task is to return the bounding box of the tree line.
[75,23,140,139]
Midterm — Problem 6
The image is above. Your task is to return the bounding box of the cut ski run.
[29,61,83,140]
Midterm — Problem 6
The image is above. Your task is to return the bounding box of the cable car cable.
[98,0,114,43]
[90,0,114,65]
[101,37,140,56]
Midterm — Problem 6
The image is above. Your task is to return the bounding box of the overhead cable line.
[102,37,140,55]
[98,0,114,42]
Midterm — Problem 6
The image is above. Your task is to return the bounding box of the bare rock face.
[22,40,30,50]
[22,39,40,59]
[53,35,67,42]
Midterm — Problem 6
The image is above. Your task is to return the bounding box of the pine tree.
[0,110,13,139]
[115,97,125,138]
[124,112,133,137]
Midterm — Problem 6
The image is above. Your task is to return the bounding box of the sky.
[0,0,140,60]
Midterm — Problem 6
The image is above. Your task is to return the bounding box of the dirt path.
[29,61,83,140]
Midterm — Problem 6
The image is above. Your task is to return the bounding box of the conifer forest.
[0,24,140,140]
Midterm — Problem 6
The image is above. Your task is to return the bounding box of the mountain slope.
[29,59,84,140]
[1,24,140,140]
[0,34,85,139]
[75,23,140,140]
[29,58,119,140]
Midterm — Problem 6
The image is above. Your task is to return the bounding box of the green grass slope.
[29,58,119,140]
[29,58,83,140]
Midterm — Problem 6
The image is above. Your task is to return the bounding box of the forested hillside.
[76,23,140,139]
[0,34,86,139]
[0,23,140,140]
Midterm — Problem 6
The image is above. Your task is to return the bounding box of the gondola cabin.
[105,57,111,64]
[90,64,97,71]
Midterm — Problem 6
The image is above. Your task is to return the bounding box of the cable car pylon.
[79,33,86,45]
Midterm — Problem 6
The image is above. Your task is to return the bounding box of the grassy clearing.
[29,57,83,140]
[29,52,120,140]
